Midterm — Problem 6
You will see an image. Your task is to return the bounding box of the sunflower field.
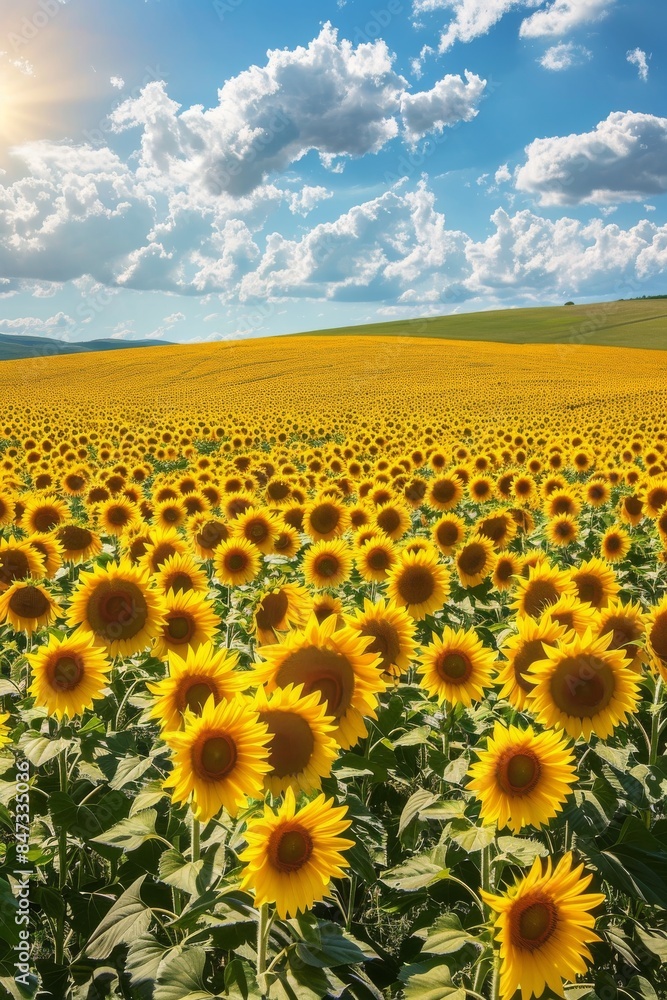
[0,335,666,1000]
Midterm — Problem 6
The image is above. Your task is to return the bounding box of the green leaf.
[224,958,262,1000]
[634,925,667,962]
[441,756,470,786]
[399,788,438,836]
[398,960,466,1000]
[84,876,153,960]
[18,733,70,767]
[91,809,161,852]
[627,976,659,1000]
[381,856,448,891]
[496,836,549,866]
[415,912,480,956]
[447,818,495,853]
[393,725,432,747]
[129,779,167,815]
[154,947,219,1000]
[159,849,208,896]
[126,935,176,987]
[109,753,156,790]
[0,878,20,946]
[418,800,465,822]
[293,918,378,967]
[49,791,105,840]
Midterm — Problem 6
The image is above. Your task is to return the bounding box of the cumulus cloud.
[412,0,535,52]
[520,0,613,38]
[539,42,592,70]
[401,70,486,141]
[515,111,667,205]
[0,312,75,337]
[288,186,333,216]
[627,48,649,82]
[494,163,512,184]
[110,76,125,89]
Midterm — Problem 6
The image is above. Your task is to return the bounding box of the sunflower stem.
[649,677,663,767]
[489,955,500,1000]
[257,901,271,998]
[345,874,357,932]
[191,814,201,863]
[55,746,68,967]
[472,844,494,995]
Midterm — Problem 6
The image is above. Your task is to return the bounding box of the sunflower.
[467,722,577,833]
[27,632,111,719]
[656,507,667,546]
[153,589,221,659]
[475,509,517,550]
[468,475,495,504]
[418,626,495,706]
[546,514,579,547]
[272,525,301,558]
[0,491,16,527]
[600,525,631,563]
[640,477,667,518]
[345,598,417,681]
[214,538,261,586]
[492,552,522,592]
[154,498,187,530]
[22,494,69,534]
[252,614,385,750]
[512,561,575,619]
[189,516,230,559]
[619,493,644,526]
[386,548,449,620]
[26,533,63,578]
[528,628,641,740]
[239,786,354,919]
[0,539,45,592]
[311,593,344,626]
[373,501,411,541]
[455,535,496,589]
[302,539,352,590]
[432,513,466,556]
[302,497,349,541]
[482,853,605,1000]
[354,533,396,583]
[0,581,59,635]
[153,552,210,596]
[53,523,102,564]
[427,474,464,512]
[232,505,280,554]
[139,526,189,575]
[567,556,619,609]
[163,695,271,821]
[511,474,538,507]
[495,615,568,712]
[252,683,339,795]
[0,711,11,749]
[97,497,141,537]
[542,594,599,637]
[67,560,166,658]
[596,597,645,672]
[147,642,246,732]
[644,596,667,679]
[543,489,580,520]
[253,583,312,645]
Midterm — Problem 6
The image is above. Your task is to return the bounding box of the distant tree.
[564,301,575,306]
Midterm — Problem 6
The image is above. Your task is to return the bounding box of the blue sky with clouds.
[0,0,665,343]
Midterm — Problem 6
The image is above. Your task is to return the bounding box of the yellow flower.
[455,534,496,588]
[0,582,59,636]
[345,597,417,682]
[153,589,221,659]
[386,547,449,620]
[27,632,111,719]
[239,786,354,919]
[418,626,495,706]
[467,722,577,833]
[147,642,246,732]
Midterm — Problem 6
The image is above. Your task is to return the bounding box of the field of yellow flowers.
[0,333,666,1000]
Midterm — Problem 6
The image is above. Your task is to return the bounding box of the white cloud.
[515,111,667,205]
[288,186,333,216]
[110,76,125,89]
[0,312,75,337]
[412,0,534,53]
[627,48,649,82]
[494,163,512,184]
[401,70,486,141]
[539,42,592,70]
[163,312,185,324]
[520,0,613,38]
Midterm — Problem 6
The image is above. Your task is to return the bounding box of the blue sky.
[0,0,665,343]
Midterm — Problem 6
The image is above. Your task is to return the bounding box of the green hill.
[0,334,173,362]
[295,297,667,350]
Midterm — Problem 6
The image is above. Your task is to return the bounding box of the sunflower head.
[28,632,111,719]
[0,581,59,636]
[455,534,496,589]
[345,597,417,681]
[418,625,495,706]
[567,556,619,610]
[147,642,246,732]
[386,547,450,620]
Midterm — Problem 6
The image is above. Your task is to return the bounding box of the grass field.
[294,298,667,350]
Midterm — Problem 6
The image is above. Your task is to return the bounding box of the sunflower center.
[87,581,148,641]
[624,495,642,516]
[34,507,60,532]
[51,655,83,692]
[275,646,354,720]
[573,574,603,607]
[57,525,93,551]
[315,555,339,579]
[377,508,400,534]
[108,506,130,526]
[310,503,340,535]
[478,517,507,543]
[268,480,290,501]
[497,750,541,795]
[150,542,178,570]
[8,586,51,619]
[512,895,558,951]
[269,824,313,872]
[182,681,216,714]
[361,620,401,672]
[167,615,194,643]
[198,735,237,779]
[256,591,290,631]
[226,552,247,572]
[436,521,460,547]
[197,521,228,551]
[522,580,559,618]
[550,655,615,717]
[248,521,268,542]
[432,479,456,503]
[261,710,315,777]
[511,639,546,693]
[458,543,487,577]
[367,547,390,571]
[168,572,193,593]
[397,565,435,605]
[0,550,30,585]
[437,651,471,683]
[649,612,667,661]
